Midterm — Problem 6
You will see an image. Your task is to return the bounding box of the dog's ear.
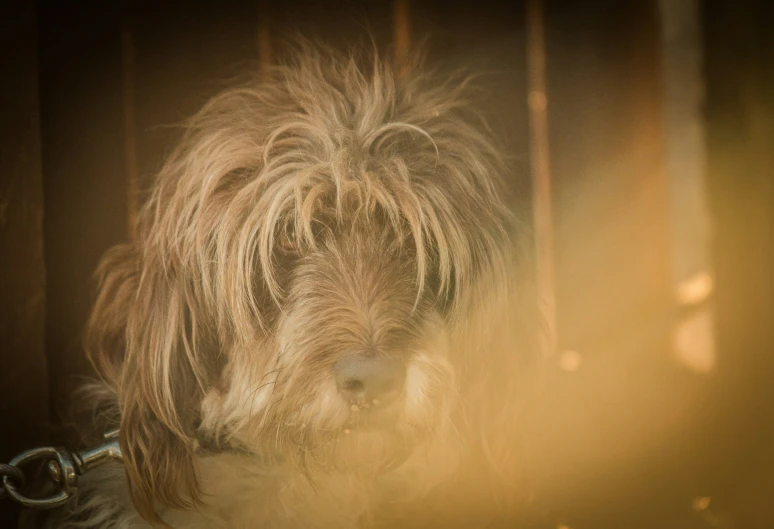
[86,242,207,526]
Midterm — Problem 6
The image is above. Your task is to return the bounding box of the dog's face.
[87,43,528,521]
[190,170,468,476]
[216,214,456,475]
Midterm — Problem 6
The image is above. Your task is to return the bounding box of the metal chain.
[0,430,122,510]
[0,464,25,499]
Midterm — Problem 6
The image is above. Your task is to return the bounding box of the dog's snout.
[334,355,406,404]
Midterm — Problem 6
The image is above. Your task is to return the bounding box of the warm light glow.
[692,496,711,511]
[558,350,583,372]
[528,90,548,112]
[673,308,715,373]
[676,271,713,305]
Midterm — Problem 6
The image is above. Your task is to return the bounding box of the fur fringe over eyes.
[82,38,542,527]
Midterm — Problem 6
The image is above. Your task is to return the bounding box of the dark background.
[1,1,773,527]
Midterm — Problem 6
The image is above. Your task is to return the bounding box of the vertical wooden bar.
[659,0,715,374]
[258,0,273,76]
[700,2,774,525]
[38,0,128,442]
[393,0,411,77]
[0,2,49,525]
[526,0,556,355]
[122,28,140,240]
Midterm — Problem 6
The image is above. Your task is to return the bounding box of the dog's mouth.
[340,395,404,432]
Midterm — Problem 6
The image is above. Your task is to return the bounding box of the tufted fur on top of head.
[83,37,540,527]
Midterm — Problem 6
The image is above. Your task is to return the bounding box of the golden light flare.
[676,271,714,306]
[673,308,715,373]
[692,496,711,511]
[557,350,583,372]
[528,90,548,112]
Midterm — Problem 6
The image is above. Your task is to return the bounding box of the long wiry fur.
[60,40,543,528]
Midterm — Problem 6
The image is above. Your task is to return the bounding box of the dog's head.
[86,41,536,523]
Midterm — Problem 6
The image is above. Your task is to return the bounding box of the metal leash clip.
[0,429,123,509]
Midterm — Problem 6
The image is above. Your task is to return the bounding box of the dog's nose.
[334,355,406,404]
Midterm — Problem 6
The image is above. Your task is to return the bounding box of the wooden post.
[393,0,411,77]
[258,0,273,77]
[122,28,140,240]
[526,0,557,355]
[0,2,48,525]
[38,0,128,441]
[700,2,774,524]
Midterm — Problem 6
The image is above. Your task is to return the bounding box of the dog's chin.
[325,429,415,476]
[298,409,428,477]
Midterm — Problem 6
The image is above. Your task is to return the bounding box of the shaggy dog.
[62,41,542,528]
